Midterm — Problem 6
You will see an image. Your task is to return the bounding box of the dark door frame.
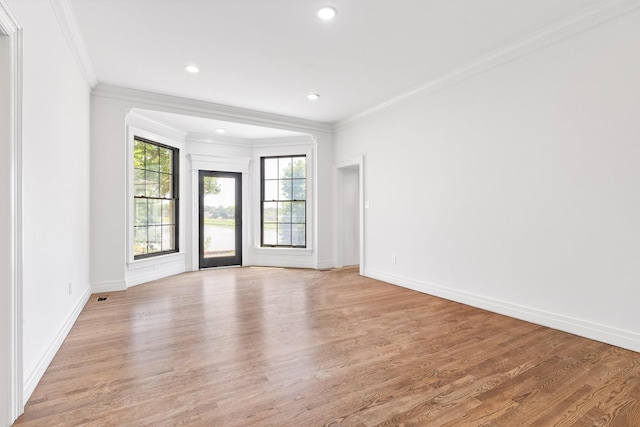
[198,170,242,268]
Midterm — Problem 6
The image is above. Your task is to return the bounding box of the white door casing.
[0,0,23,423]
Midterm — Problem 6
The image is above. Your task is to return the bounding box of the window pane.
[292,179,306,200]
[161,225,175,251]
[264,180,278,201]
[263,223,277,245]
[263,202,277,222]
[148,199,162,225]
[278,157,292,179]
[160,173,172,198]
[292,202,305,223]
[134,227,147,255]
[292,224,305,246]
[292,157,306,178]
[145,145,160,171]
[278,223,292,246]
[264,158,278,179]
[134,169,145,196]
[279,180,291,201]
[134,199,147,226]
[148,226,162,252]
[145,171,160,197]
[161,200,174,224]
[134,184,145,197]
[134,168,145,185]
[134,141,145,169]
[159,148,172,173]
[278,202,291,223]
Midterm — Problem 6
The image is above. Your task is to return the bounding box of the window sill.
[128,251,185,270]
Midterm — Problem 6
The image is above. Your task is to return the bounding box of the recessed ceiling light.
[307,93,320,101]
[185,65,199,73]
[317,6,337,20]
[215,128,226,134]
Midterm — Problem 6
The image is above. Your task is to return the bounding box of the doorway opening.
[336,157,364,275]
[199,170,242,268]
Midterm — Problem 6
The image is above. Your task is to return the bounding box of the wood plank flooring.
[13,267,640,426]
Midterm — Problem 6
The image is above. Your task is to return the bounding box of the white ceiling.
[71,0,604,124]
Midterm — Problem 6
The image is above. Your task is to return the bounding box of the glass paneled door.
[199,171,242,268]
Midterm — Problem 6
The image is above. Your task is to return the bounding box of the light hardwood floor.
[13,267,640,426]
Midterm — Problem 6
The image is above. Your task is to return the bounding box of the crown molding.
[187,153,252,173]
[126,110,188,142]
[252,135,316,147]
[0,0,20,33]
[92,83,334,135]
[186,132,315,148]
[336,0,640,130]
[48,0,97,88]
[186,132,253,147]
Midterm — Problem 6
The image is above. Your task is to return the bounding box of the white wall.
[90,95,127,291]
[335,9,640,352]
[5,0,92,403]
[314,132,335,269]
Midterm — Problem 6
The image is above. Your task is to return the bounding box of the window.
[133,137,179,258]
[261,155,306,247]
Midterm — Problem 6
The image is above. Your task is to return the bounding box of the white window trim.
[187,153,251,271]
[253,141,314,254]
[126,123,185,265]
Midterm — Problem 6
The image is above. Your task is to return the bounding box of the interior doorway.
[198,171,242,268]
[336,157,364,275]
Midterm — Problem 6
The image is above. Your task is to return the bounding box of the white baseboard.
[315,259,333,270]
[250,257,315,269]
[365,268,640,354]
[126,265,185,288]
[23,286,91,401]
[91,279,127,293]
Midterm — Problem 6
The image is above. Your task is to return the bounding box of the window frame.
[260,154,307,248]
[133,136,180,260]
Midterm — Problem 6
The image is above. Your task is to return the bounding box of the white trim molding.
[337,0,640,130]
[366,268,640,354]
[127,109,188,142]
[188,153,252,174]
[186,132,252,147]
[93,83,333,135]
[335,156,364,276]
[48,0,97,88]
[125,116,188,286]
[0,0,23,422]
[188,153,252,271]
[251,141,317,268]
[23,287,90,401]
[91,280,127,293]
[126,258,186,288]
[252,135,316,147]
